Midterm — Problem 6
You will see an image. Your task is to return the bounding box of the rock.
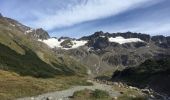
[26,28,50,40]
[129,94,136,98]
[60,39,73,48]
[142,89,150,94]
[150,94,154,98]
[113,82,119,86]
[92,37,109,50]
[59,36,73,40]
[151,35,169,48]
[0,13,3,18]
[133,42,147,48]
[31,97,34,100]
[113,96,118,100]
[129,86,133,89]
[5,17,30,32]
[46,96,53,100]
[4,17,50,40]
[129,86,139,90]
[34,28,50,40]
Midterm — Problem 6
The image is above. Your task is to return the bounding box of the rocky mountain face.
[112,58,170,97]
[43,31,170,97]
[40,31,170,77]
[25,28,50,40]
[0,13,3,18]
[1,13,170,99]
[1,12,169,78]
[4,17,50,40]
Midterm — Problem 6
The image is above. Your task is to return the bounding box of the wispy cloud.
[33,0,153,30]
[1,0,169,37]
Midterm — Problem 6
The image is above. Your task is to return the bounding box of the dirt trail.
[17,80,120,100]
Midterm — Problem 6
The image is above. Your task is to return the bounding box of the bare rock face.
[35,28,50,39]
[5,17,31,32]
[53,31,170,77]
[60,39,73,48]
[91,37,109,50]
[4,17,50,40]
[112,58,170,98]
[0,13,3,18]
[26,28,50,40]
[151,35,170,48]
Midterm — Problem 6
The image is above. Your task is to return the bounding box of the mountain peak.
[25,28,50,40]
[0,13,3,18]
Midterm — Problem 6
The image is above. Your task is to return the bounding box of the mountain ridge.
[0,13,87,78]
[40,31,170,77]
[1,13,170,99]
[2,13,169,77]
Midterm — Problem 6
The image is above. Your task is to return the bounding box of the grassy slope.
[0,70,89,100]
[0,17,87,77]
[0,17,88,99]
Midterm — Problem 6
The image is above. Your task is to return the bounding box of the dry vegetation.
[0,70,90,100]
[72,89,112,100]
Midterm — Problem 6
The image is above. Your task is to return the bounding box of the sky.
[0,0,170,37]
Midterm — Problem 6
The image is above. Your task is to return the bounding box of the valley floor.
[17,79,150,100]
[0,70,89,100]
[1,69,166,100]
[17,80,120,100]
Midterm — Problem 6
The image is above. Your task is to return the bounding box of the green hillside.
[0,16,88,99]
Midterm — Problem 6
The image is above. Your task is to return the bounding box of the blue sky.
[0,0,170,37]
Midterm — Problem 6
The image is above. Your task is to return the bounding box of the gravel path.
[17,80,120,100]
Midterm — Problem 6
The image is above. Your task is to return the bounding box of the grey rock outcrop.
[4,17,50,40]
[26,28,50,40]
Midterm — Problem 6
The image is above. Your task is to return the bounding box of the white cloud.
[33,0,152,30]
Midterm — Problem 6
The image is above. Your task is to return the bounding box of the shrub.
[93,89,109,99]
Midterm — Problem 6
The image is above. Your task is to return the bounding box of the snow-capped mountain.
[37,31,170,77]
[39,36,145,50]
[1,13,170,99]
[2,13,170,77]
[0,14,86,76]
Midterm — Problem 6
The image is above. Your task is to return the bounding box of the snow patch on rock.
[39,38,87,50]
[109,36,144,44]
[25,29,34,34]
[39,38,64,48]
[68,40,88,49]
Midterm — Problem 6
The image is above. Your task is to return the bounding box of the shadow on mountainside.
[112,58,170,96]
[0,43,74,78]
